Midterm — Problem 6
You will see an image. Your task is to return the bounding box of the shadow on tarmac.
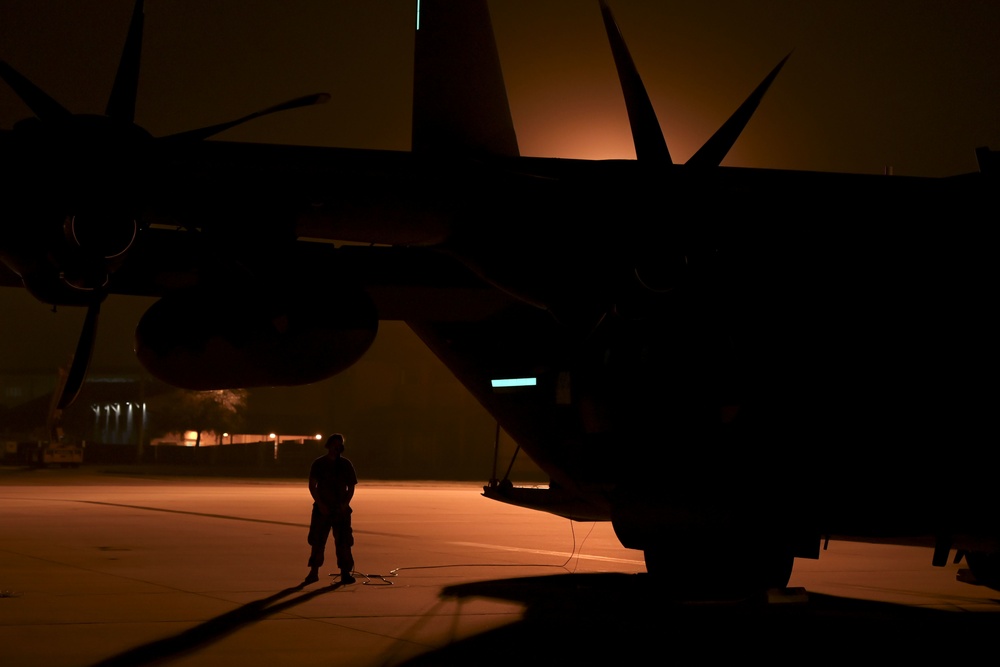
[394,573,1000,666]
[85,580,352,667]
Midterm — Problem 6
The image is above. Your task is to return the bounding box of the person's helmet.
[325,433,345,453]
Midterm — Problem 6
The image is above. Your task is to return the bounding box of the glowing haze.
[2,1,998,175]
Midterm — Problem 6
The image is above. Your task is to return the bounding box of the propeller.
[599,0,789,166]
[0,0,329,410]
[598,0,670,163]
[58,296,104,411]
[0,60,72,121]
[159,92,331,143]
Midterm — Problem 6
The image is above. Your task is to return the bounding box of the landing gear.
[963,551,1000,590]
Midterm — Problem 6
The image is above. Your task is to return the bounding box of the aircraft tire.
[965,551,1000,590]
[642,543,793,598]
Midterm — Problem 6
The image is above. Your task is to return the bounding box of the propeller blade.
[159,92,331,143]
[105,0,145,123]
[0,60,72,121]
[57,299,103,411]
[686,52,791,167]
[975,146,998,174]
[599,0,671,164]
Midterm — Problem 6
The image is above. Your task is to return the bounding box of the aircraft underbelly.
[407,219,994,547]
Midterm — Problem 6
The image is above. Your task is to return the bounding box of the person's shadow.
[86,580,349,667]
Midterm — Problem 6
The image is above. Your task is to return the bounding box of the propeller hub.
[64,212,138,259]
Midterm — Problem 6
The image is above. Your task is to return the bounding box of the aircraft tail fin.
[411,0,519,158]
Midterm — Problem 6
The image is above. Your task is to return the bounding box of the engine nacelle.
[1,211,139,304]
[134,284,378,390]
[2,115,147,305]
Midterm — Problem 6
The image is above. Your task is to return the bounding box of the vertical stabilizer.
[412,0,519,158]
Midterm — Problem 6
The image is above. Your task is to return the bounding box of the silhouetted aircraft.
[1,0,997,597]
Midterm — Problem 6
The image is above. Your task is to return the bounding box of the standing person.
[304,433,357,585]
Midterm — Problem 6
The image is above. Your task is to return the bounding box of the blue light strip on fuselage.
[416,0,421,30]
[491,378,538,388]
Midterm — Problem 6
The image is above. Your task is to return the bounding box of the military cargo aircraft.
[1,0,996,596]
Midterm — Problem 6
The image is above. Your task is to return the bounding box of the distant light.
[269,433,276,439]
[491,377,537,388]
[314,434,323,440]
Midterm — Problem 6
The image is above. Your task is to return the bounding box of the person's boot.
[303,568,319,584]
[340,570,356,584]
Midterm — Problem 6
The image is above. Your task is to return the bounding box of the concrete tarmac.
[1,468,998,666]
